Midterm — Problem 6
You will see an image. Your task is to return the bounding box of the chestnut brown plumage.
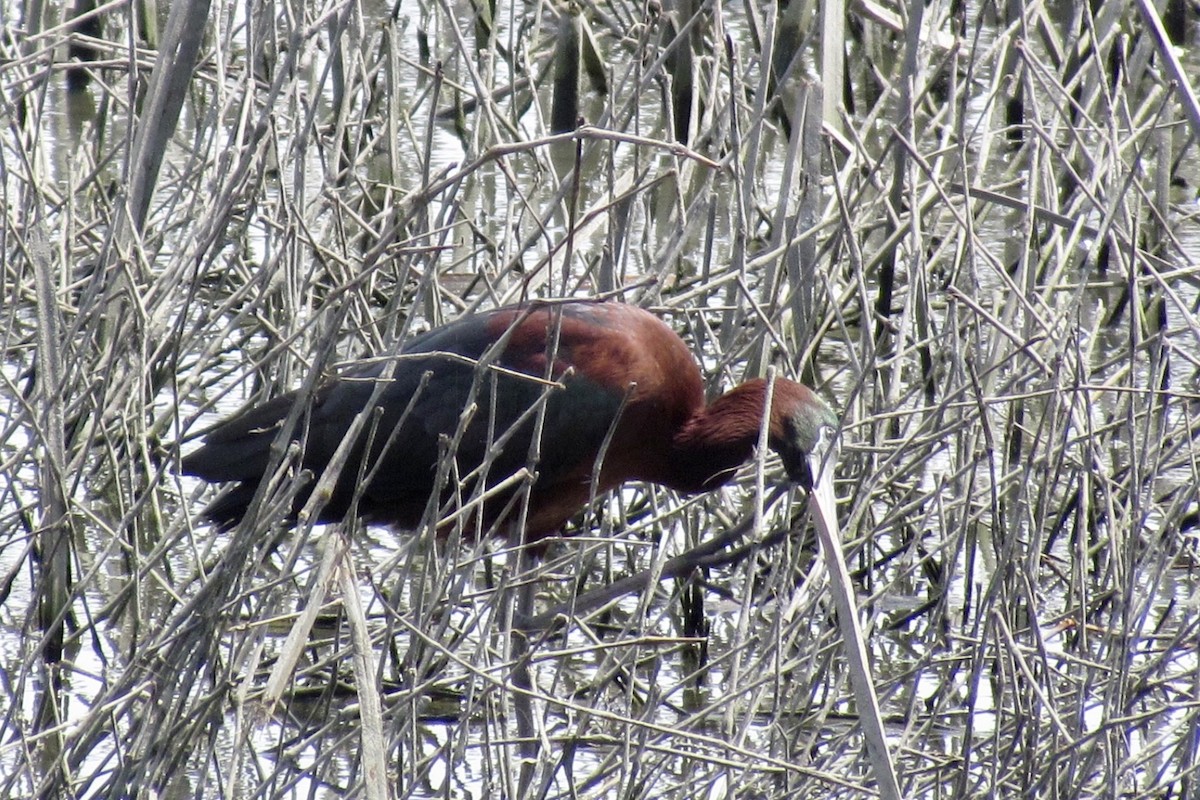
[181,302,838,536]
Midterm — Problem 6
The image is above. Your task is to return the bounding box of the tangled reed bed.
[2,0,1199,796]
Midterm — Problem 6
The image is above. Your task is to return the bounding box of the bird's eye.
[810,424,840,473]
[816,424,839,459]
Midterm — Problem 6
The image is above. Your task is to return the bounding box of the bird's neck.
[667,379,778,492]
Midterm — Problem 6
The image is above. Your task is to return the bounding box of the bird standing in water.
[181,301,838,538]
[179,301,903,798]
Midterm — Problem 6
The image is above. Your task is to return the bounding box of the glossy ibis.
[178,301,900,797]
[181,301,838,537]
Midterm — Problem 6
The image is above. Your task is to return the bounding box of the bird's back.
[181,302,704,537]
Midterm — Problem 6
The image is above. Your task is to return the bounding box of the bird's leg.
[503,529,539,796]
[516,486,793,631]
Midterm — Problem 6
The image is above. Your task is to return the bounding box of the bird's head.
[772,384,840,492]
